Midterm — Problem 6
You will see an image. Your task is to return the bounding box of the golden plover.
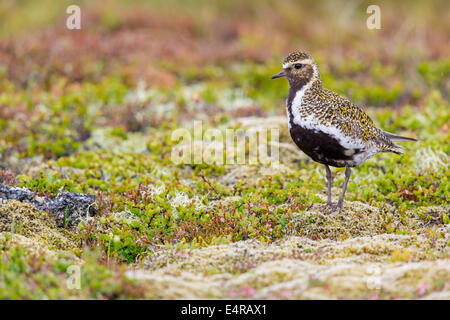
[271,50,417,213]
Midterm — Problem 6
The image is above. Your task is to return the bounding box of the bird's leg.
[326,166,351,214]
[320,165,333,212]
[335,166,351,212]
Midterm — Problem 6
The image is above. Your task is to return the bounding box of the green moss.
[0,200,80,252]
[0,234,145,299]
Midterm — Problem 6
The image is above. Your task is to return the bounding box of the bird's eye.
[294,63,303,69]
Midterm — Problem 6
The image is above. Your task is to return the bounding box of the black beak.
[271,70,286,79]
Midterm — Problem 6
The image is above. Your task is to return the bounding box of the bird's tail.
[383,131,418,142]
[378,131,417,155]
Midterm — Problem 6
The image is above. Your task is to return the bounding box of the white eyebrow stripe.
[282,59,313,69]
[299,59,313,65]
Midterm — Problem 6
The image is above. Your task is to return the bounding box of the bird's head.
[271,50,319,88]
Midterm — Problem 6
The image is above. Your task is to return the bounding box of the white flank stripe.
[289,89,365,151]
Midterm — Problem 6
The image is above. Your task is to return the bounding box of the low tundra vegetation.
[0,0,448,299]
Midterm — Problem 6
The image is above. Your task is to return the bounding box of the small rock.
[0,184,95,229]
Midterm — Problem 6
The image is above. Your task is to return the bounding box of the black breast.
[289,124,360,167]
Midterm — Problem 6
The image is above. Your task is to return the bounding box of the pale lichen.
[133,232,449,299]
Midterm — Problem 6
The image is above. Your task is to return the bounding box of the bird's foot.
[319,202,333,214]
[333,200,344,213]
[320,201,344,214]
